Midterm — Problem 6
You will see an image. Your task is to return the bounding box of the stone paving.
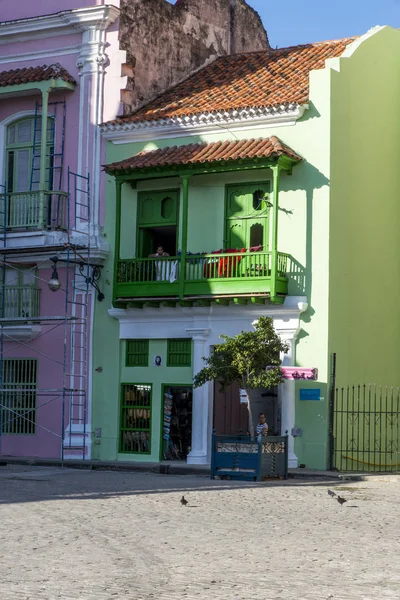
[0,464,399,600]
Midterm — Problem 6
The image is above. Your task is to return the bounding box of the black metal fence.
[333,384,400,472]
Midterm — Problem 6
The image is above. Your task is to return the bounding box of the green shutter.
[126,340,149,367]
[167,339,192,367]
[119,384,152,454]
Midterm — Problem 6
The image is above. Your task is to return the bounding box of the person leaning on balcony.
[149,245,169,258]
[149,245,170,281]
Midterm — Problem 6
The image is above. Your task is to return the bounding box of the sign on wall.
[299,389,321,401]
[281,367,318,381]
[266,366,318,380]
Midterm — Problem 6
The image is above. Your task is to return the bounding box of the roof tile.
[105,136,302,174]
[0,64,76,88]
[107,37,354,126]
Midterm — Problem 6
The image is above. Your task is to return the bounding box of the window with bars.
[126,340,149,367]
[167,339,192,367]
[119,384,152,454]
[1,358,37,434]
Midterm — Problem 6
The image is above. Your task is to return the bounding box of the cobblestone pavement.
[0,465,399,600]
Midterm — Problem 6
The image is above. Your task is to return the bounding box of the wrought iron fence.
[333,384,400,472]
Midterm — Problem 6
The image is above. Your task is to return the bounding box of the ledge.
[0,324,41,341]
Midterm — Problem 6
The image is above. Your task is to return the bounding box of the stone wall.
[119,0,269,114]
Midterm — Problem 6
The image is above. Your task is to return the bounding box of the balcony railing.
[0,191,68,230]
[115,251,289,301]
[0,286,40,320]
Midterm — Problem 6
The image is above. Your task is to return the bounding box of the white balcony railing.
[0,191,68,230]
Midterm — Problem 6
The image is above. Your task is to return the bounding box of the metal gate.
[333,384,400,472]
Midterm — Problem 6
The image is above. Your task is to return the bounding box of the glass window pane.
[8,125,16,145]
[15,149,30,192]
[5,268,19,286]
[17,120,32,144]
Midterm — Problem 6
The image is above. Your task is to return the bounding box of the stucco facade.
[94,26,400,471]
[0,2,124,459]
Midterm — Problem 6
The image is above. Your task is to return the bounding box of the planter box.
[210,434,288,481]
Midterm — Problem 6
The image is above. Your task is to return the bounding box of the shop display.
[162,387,192,460]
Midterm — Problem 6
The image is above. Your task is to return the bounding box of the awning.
[104,136,302,176]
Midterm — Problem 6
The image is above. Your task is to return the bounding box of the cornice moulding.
[101,104,308,144]
[0,5,120,44]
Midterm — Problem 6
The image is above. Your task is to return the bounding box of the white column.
[279,329,299,469]
[186,328,210,465]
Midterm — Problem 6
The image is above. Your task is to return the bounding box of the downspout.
[39,84,51,228]
[113,179,123,303]
[179,175,191,300]
[270,164,281,303]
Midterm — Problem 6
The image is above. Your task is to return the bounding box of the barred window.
[119,384,151,454]
[1,358,37,434]
[126,340,149,367]
[167,339,192,367]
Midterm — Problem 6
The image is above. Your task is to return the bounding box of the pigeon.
[180,495,188,506]
[327,489,336,498]
[337,495,347,506]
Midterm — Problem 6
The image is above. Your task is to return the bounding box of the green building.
[92,26,400,470]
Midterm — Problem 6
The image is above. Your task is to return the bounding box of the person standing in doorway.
[255,413,268,436]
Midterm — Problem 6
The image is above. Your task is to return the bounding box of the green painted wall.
[328,27,400,470]
[119,340,193,462]
[92,337,193,461]
[94,34,381,467]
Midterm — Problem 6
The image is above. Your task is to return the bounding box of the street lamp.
[48,259,62,292]
[48,256,105,301]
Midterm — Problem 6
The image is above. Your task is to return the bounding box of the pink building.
[0,2,124,459]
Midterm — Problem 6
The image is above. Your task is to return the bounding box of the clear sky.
[246,0,400,48]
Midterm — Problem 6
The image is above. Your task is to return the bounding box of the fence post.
[328,352,337,470]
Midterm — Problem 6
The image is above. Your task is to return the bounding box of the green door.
[138,228,155,258]
[225,183,270,250]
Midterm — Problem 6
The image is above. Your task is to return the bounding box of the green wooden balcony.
[0,191,68,231]
[1,286,40,320]
[115,250,289,305]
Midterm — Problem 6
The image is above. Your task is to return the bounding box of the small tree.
[193,316,289,438]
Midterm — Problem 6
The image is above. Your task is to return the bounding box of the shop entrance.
[213,382,281,435]
[161,386,193,461]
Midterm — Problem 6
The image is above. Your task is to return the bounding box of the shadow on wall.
[282,161,330,306]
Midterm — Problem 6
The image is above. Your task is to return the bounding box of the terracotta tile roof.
[0,63,76,88]
[105,136,302,174]
[107,37,354,126]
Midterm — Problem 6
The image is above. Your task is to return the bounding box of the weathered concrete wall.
[119,0,269,114]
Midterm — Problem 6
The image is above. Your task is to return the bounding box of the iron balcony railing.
[116,251,290,299]
[0,191,68,230]
[1,286,40,319]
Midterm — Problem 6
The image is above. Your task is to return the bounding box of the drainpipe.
[113,179,123,292]
[39,85,50,228]
[270,164,281,302]
[179,175,191,300]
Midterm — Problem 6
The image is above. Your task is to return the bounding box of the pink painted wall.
[1,268,80,459]
[2,1,120,23]
[0,2,124,458]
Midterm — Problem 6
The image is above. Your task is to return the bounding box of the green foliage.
[193,316,289,390]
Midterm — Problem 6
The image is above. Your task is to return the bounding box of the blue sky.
[246,0,400,48]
